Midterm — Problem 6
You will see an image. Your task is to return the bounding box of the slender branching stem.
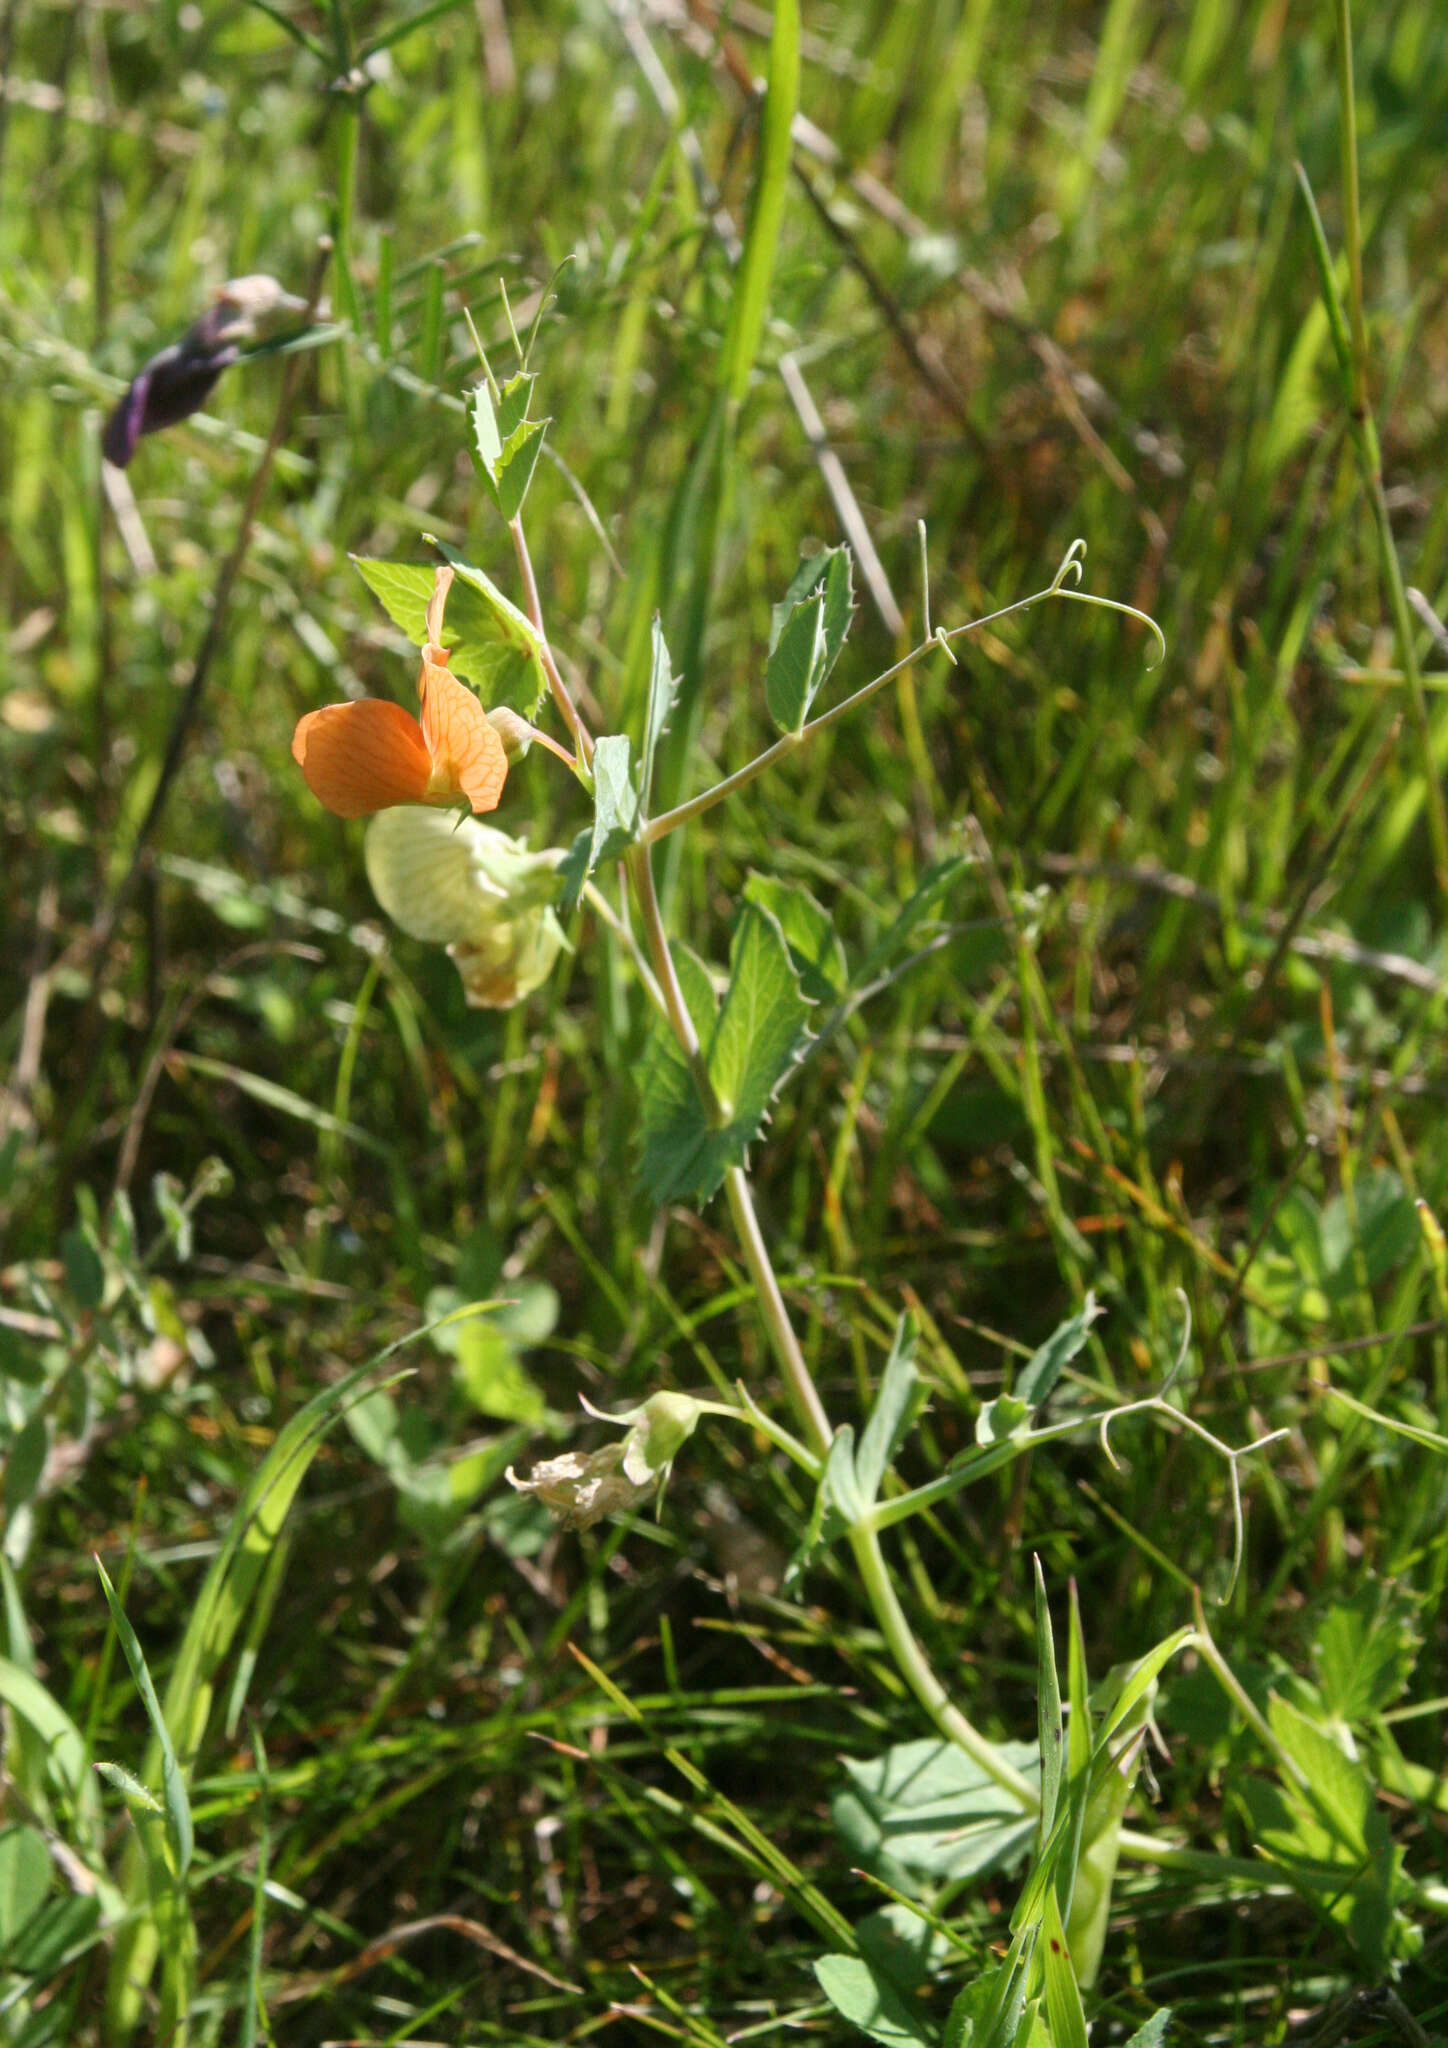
[848,1520,1040,1807]
[622,829,1032,1807]
[625,843,718,1118]
[581,880,666,1018]
[722,1167,832,1458]
[510,513,595,769]
[642,546,1162,846]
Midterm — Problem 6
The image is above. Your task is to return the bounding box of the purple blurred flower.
[102,274,307,467]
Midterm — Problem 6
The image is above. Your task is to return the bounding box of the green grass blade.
[719,0,799,405]
[94,1559,194,1882]
[104,1348,406,2042]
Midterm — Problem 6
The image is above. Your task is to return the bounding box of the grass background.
[4,0,1448,2040]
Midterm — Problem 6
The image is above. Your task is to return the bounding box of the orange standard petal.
[291,699,434,818]
[419,658,509,814]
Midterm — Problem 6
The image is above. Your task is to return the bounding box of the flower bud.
[485,706,535,761]
[508,1391,702,1531]
[102,275,308,467]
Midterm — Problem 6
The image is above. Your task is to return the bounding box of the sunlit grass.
[4,0,1448,2040]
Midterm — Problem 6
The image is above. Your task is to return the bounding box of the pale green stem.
[641,561,1161,848]
[510,513,595,770]
[624,837,1035,1811]
[848,1515,1039,1808]
[581,878,665,1018]
[626,843,718,1118]
[722,1166,833,1460]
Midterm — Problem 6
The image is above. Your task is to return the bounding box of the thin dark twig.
[1244,1318,1448,1375]
[792,152,992,464]
[1032,851,1443,995]
[88,243,332,963]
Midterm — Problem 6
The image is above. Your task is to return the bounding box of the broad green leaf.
[743,873,847,1000]
[96,1559,193,1880]
[1320,1170,1417,1294]
[814,1953,933,2048]
[0,1323,45,1386]
[0,1826,51,1951]
[1040,1887,1089,2048]
[352,549,548,716]
[557,734,640,915]
[834,1737,1039,1885]
[719,0,798,404]
[431,540,551,716]
[636,945,720,1206]
[708,903,813,1138]
[1241,1778,1399,1968]
[1240,1695,1404,1967]
[640,614,678,813]
[1123,2011,1173,2047]
[1016,1295,1103,1409]
[637,908,811,1205]
[431,1287,554,1427]
[764,588,827,733]
[765,546,854,731]
[854,1315,922,1508]
[1314,1581,1420,1724]
[452,1322,547,1423]
[769,545,854,668]
[468,371,547,521]
[855,1904,956,1999]
[1267,1695,1375,1852]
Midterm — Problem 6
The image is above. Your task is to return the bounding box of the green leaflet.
[468,369,547,521]
[352,544,548,717]
[637,905,812,1204]
[556,734,641,915]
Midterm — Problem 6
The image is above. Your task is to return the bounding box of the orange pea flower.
[291,567,507,819]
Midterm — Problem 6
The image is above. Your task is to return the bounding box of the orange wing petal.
[291,699,433,818]
[419,660,509,814]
